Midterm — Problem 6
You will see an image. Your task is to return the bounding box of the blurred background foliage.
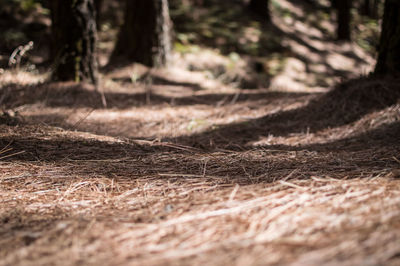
[0,0,384,75]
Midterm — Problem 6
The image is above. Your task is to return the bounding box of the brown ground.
[1,1,400,265]
[1,69,399,266]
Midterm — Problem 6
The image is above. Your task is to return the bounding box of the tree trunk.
[248,0,270,22]
[110,0,172,68]
[361,0,371,17]
[374,0,400,76]
[336,0,352,41]
[371,0,380,18]
[50,0,98,84]
[94,0,103,30]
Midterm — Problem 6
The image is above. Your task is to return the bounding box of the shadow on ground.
[170,77,400,149]
[1,81,310,110]
[1,119,399,183]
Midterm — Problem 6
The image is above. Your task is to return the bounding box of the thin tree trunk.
[375,0,400,76]
[248,0,270,22]
[110,0,172,68]
[361,0,371,17]
[336,0,352,41]
[95,0,103,30]
[371,0,380,18]
[50,0,98,84]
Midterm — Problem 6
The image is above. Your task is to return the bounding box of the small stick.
[0,150,25,160]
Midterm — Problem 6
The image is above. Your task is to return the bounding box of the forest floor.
[1,0,400,265]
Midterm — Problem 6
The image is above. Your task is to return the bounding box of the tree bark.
[361,0,371,17]
[248,0,270,22]
[50,0,98,84]
[336,0,352,41]
[110,0,172,68]
[94,0,103,30]
[374,0,400,76]
[371,0,380,18]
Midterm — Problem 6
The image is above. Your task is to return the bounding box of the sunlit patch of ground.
[15,80,313,139]
[269,0,375,92]
[169,0,376,92]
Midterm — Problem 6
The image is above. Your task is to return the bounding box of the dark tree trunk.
[50,0,98,84]
[336,0,352,41]
[361,0,371,16]
[110,0,172,68]
[248,0,270,22]
[374,0,400,76]
[371,0,380,18]
[94,0,103,30]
